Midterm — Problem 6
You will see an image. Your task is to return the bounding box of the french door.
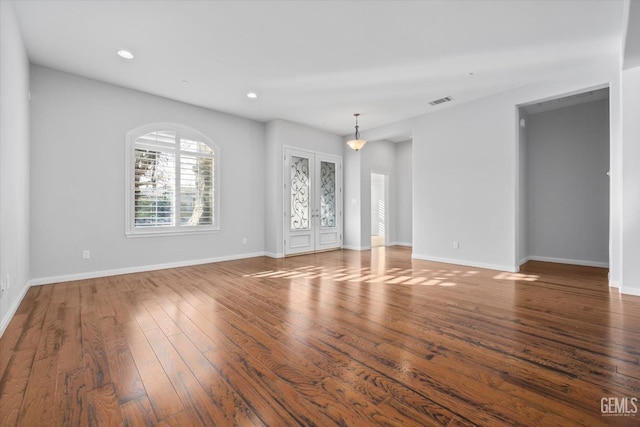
[284,148,342,255]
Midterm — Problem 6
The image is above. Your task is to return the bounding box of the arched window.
[125,124,219,236]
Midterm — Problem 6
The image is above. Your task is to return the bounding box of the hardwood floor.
[1,247,639,426]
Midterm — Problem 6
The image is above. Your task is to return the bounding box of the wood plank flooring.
[1,247,640,426]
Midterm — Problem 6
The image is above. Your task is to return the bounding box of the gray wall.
[394,140,413,246]
[0,2,31,334]
[527,98,610,266]
[30,66,266,282]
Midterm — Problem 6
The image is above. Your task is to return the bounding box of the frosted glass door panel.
[290,156,310,230]
[320,161,336,228]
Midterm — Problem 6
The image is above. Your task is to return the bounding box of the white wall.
[621,66,640,295]
[0,1,31,335]
[29,66,266,283]
[343,145,362,250]
[612,0,640,294]
[526,99,610,267]
[609,70,623,288]
[517,109,529,265]
[394,140,413,246]
[264,119,344,257]
[412,94,517,271]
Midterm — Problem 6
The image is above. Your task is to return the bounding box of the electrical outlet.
[453,241,459,249]
[83,250,91,259]
[242,237,248,245]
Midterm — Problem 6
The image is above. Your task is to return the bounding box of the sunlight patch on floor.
[493,272,540,282]
[241,265,486,287]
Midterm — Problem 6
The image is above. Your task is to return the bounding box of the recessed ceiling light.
[467,72,475,77]
[246,92,258,99]
[182,79,189,84]
[117,49,134,59]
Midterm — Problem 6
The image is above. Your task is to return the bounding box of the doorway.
[371,172,387,248]
[284,147,342,255]
[518,88,610,268]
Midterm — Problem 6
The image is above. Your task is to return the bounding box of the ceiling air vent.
[429,96,454,106]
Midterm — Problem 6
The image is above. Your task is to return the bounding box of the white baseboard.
[412,253,518,273]
[342,245,371,251]
[264,252,284,259]
[621,286,640,297]
[390,242,412,247]
[0,281,31,338]
[524,255,609,269]
[29,251,267,286]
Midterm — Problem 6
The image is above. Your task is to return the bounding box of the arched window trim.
[125,123,220,237]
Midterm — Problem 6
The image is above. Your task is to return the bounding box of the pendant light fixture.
[347,113,367,151]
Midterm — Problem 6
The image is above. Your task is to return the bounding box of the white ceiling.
[12,0,626,136]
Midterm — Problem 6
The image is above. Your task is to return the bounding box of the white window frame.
[125,123,220,237]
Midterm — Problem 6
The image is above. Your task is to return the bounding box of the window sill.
[125,227,220,238]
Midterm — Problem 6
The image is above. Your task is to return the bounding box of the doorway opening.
[371,172,387,248]
[518,87,610,271]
